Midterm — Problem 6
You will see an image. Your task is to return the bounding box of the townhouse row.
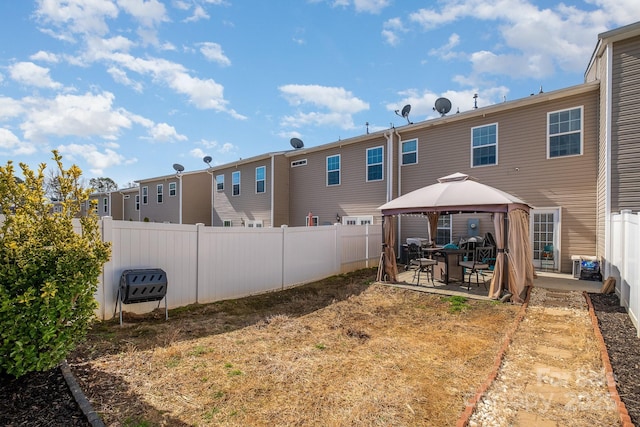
[90,22,640,276]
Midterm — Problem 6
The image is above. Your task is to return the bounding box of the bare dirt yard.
[67,268,521,426]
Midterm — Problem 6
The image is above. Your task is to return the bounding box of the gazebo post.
[503,212,509,296]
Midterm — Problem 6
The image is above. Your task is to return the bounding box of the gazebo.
[378,172,534,303]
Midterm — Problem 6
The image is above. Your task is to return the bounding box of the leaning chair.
[459,246,494,290]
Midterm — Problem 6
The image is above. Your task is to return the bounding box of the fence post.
[281,225,287,290]
[195,223,204,304]
[100,216,114,321]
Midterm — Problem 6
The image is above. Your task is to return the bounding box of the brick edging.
[583,292,634,427]
[455,286,532,427]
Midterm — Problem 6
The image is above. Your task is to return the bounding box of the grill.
[118,268,168,325]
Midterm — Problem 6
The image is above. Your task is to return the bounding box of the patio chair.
[409,257,436,286]
[459,246,493,290]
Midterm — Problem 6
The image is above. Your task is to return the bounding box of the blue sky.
[1,0,640,188]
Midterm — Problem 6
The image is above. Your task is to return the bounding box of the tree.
[0,151,111,377]
[89,177,118,193]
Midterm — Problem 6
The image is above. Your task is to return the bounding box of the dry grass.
[70,269,519,426]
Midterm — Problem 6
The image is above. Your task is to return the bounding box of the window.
[232,171,240,196]
[401,139,417,165]
[306,215,319,226]
[246,220,263,228]
[135,195,140,211]
[342,215,374,225]
[169,182,176,197]
[142,186,148,205]
[223,220,232,227]
[102,197,108,214]
[216,174,224,191]
[256,166,266,194]
[157,184,163,204]
[366,146,383,181]
[291,159,307,167]
[435,215,452,246]
[548,107,582,158]
[326,155,340,186]
[471,123,497,167]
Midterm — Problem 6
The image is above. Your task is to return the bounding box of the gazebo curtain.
[488,213,506,299]
[427,212,439,245]
[507,209,534,302]
[383,216,398,282]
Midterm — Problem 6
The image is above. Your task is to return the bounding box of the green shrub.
[0,151,111,377]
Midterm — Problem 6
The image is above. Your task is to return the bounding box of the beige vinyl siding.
[611,35,640,212]
[396,89,599,273]
[272,154,290,227]
[289,136,388,227]
[595,46,608,259]
[213,160,272,227]
[182,172,212,226]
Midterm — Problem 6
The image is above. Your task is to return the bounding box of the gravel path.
[468,287,621,426]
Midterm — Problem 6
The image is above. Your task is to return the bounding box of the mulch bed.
[1,292,638,425]
[589,293,640,426]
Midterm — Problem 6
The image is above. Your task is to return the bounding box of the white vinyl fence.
[609,210,640,336]
[97,218,381,320]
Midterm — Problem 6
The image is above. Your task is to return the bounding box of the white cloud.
[353,0,389,14]
[20,91,132,141]
[30,50,60,63]
[57,143,126,175]
[198,42,231,66]
[107,66,144,91]
[184,5,209,22]
[382,17,404,46]
[8,62,62,89]
[279,84,369,130]
[0,128,36,155]
[0,97,25,121]
[116,0,168,27]
[429,33,462,60]
[148,122,187,142]
[35,0,119,36]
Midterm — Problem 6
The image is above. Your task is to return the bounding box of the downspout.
[394,127,403,257]
[605,44,613,278]
[270,154,275,227]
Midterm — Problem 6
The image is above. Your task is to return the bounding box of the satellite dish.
[173,163,185,173]
[203,156,212,166]
[290,137,304,149]
[434,97,452,116]
[395,104,412,124]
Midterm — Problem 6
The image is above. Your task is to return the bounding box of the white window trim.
[400,138,418,166]
[291,159,307,167]
[245,220,263,228]
[256,166,266,194]
[326,154,341,187]
[547,106,583,159]
[470,123,498,168]
[223,220,233,227]
[232,171,241,196]
[135,195,140,211]
[169,182,177,197]
[142,186,148,205]
[366,146,384,182]
[306,215,319,226]
[216,174,224,192]
[102,197,108,214]
[156,184,163,204]
[342,215,374,225]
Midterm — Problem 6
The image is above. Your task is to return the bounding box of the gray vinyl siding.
[396,89,599,273]
[595,47,608,260]
[289,136,388,227]
[611,35,640,212]
[213,160,272,227]
[122,189,139,221]
[138,177,180,223]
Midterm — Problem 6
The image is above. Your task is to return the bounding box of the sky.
[1,0,640,189]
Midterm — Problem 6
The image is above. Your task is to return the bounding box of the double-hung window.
[157,184,163,203]
[102,197,108,214]
[436,215,452,246]
[548,107,582,158]
[471,123,497,167]
[256,166,266,193]
[135,195,140,211]
[401,139,417,165]
[327,154,340,186]
[232,171,240,196]
[216,174,224,191]
[142,186,148,205]
[366,146,383,181]
[169,182,176,197]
